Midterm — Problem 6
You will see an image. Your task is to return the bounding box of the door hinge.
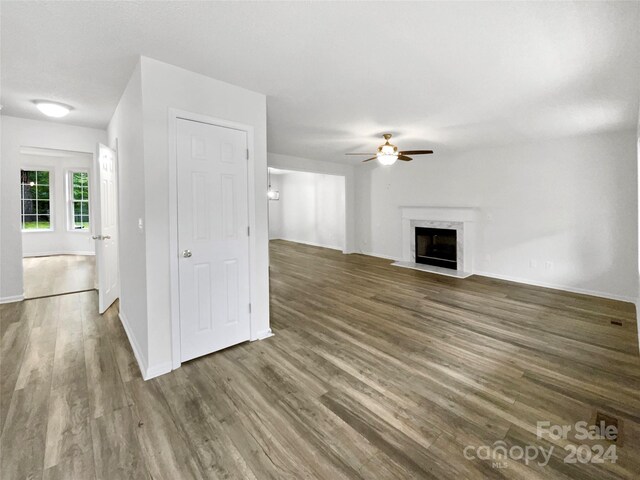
[247,226,250,236]
[246,149,249,160]
[248,303,252,314]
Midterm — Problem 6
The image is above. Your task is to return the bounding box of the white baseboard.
[359,251,402,261]
[144,361,172,380]
[0,294,25,304]
[273,237,345,252]
[118,311,148,379]
[359,250,635,304]
[254,328,274,341]
[23,250,95,258]
[474,270,636,304]
[119,311,172,381]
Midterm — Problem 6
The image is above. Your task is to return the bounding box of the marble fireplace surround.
[394,206,478,278]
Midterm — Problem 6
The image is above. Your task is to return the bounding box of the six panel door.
[177,118,251,362]
[95,143,119,314]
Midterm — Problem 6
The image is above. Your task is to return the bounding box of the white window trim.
[66,168,91,233]
[20,167,54,233]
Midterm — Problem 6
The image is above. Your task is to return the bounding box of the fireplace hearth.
[415,227,457,269]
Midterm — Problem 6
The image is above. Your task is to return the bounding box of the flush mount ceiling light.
[346,133,434,165]
[33,100,72,118]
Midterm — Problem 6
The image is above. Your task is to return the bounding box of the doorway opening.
[19,148,97,299]
[267,168,347,252]
[17,144,119,310]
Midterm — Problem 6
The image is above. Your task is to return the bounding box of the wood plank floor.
[23,255,95,299]
[2,239,639,479]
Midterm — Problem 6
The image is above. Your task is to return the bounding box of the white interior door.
[94,143,119,314]
[177,118,251,362]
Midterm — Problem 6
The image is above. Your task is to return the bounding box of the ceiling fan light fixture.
[377,152,398,165]
[377,137,398,165]
[346,133,432,165]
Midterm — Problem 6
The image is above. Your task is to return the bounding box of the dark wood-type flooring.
[1,240,639,479]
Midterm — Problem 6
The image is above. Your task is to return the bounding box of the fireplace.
[415,227,457,270]
[395,207,476,278]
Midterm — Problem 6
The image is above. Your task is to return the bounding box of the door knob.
[182,250,192,258]
[92,235,112,240]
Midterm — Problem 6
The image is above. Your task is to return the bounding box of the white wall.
[142,57,269,373]
[356,130,638,301]
[0,116,106,303]
[107,61,149,371]
[107,57,269,378]
[21,151,94,257]
[268,152,356,253]
[270,171,345,251]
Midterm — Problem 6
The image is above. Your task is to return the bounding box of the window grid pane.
[20,170,51,230]
[70,172,90,230]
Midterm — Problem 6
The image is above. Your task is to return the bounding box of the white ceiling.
[2,1,639,163]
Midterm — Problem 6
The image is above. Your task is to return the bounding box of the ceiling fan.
[346,133,433,165]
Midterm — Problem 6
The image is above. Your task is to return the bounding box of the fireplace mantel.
[395,206,478,278]
[399,206,479,222]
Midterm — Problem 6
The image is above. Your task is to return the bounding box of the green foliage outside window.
[71,172,90,230]
[21,170,51,230]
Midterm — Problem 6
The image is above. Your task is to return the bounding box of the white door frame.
[168,109,257,370]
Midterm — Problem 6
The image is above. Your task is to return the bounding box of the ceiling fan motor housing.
[378,134,398,156]
[345,133,432,163]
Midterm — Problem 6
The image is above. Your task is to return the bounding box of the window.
[69,171,90,230]
[21,170,51,230]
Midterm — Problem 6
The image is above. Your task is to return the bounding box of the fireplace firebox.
[415,227,457,269]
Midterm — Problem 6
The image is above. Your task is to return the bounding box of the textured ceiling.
[2,1,639,163]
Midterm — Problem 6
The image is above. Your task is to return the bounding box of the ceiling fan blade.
[345,153,376,156]
[397,155,413,161]
[361,157,377,162]
[399,150,433,155]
